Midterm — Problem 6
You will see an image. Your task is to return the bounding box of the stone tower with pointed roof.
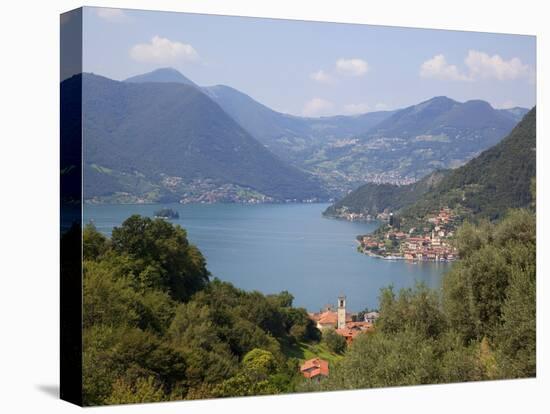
[337,295,346,329]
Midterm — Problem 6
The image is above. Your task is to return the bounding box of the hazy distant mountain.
[99,68,530,199]
[367,97,515,136]
[123,69,395,166]
[308,96,526,190]
[326,107,536,221]
[124,67,198,87]
[323,170,449,218]
[497,107,530,123]
[203,84,394,162]
[402,106,536,220]
[72,73,326,202]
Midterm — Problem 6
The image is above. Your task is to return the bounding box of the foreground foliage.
[82,215,319,405]
[301,208,535,392]
[82,205,535,403]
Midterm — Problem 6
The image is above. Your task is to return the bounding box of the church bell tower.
[337,295,346,329]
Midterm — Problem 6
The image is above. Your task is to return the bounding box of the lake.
[84,203,449,312]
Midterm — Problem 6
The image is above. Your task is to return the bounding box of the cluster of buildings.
[309,296,375,344]
[359,208,459,262]
[327,206,397,222]
[327,206,377,222]
[400,232,457,261]
[301,296,378,380]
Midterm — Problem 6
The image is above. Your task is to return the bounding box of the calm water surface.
[84,203,449,312]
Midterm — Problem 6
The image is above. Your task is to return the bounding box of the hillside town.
[358,207,459,262]
[301,296,378,380]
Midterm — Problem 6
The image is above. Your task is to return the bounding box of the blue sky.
[82,7,536,116]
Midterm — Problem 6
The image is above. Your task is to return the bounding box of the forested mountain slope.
[326,107,536,221]
[73,73,327,202]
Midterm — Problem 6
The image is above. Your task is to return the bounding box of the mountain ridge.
[325,107,536,221]
[75,73,327,202]
[79,67,531,202]
[307,95,527,188]
[124,67,198,87]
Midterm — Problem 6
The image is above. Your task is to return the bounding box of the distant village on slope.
[334,206,460,262]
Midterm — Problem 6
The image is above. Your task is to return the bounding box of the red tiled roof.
[336,327,354,335]
[314,311,353,325]
[346,321,373,330]
[317,311,338,325]
[300,358,329,378]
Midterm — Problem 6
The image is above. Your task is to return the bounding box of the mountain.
[124,67,198,87]
[323,170,449,218]
[123,69,395,170]
[203,84,394,163]
[308,97,525,187]
[402,106,536,220]
[325,107,536,221]
[71,73,327,203]
[118,68,530,198]
[121,69,529,197]
[498,107,530,123]
[203,84,315,158]
[363,97,517,136]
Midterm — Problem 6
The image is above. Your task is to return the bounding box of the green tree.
[83,260,141,329]
[106,376,166,405]
[211,349,282,397]
[494,266,536,378]
[437,331,484,383]
[442,209,535,342]
[377,283,446,339]
[111,215,209,301]
[322,328,347,354]
[83,223,108,260]
[242,348,276,379]
[310,330,439,391]
[168,301,238,386]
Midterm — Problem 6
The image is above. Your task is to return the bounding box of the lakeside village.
[356,207,460,262]
[300,296,378,380]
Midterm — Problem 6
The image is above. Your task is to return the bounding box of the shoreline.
[361,248,456,263]
[84,200,334,206]
[357,241,456,264]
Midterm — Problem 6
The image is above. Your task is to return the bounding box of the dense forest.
[82,215,320,405]
[82,201,535,404]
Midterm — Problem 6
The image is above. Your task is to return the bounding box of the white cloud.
[343,103,371,115]
[96,8,128,22]
[420,50,531,82]
[302,98,334,117]
[464,50,530,81]
[420,54,470,81]
[130,36,199,64]
[375,103,389,111]
[336,58,369,76]
[310,69,333,83]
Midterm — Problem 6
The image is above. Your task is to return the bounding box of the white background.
[0,0,547,412]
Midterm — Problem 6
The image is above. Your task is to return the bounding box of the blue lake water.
[84,203,449,312]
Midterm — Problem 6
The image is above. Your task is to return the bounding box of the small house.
[300,358,329,380]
